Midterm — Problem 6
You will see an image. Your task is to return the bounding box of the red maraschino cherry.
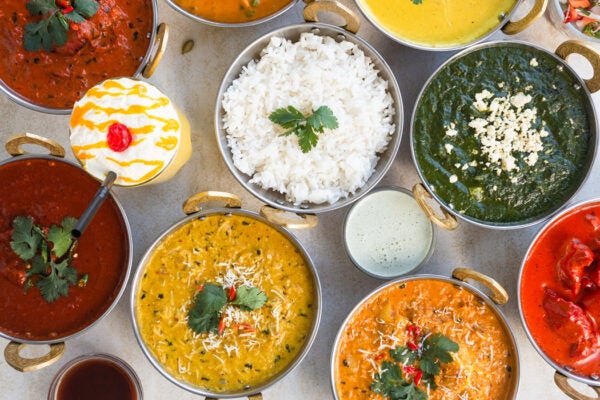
[107,123,132,152]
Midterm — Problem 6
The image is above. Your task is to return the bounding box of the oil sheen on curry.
[413,45,592,224]
[521,202,600,378]
[135,213,316,393]
[357,0,517,48]
[334,279,516,400]
[0,0,153,109]
[173,0,292,23]
[0,158,129,340]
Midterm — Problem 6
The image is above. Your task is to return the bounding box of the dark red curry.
[0,0,153,109]
[0,157,129,341]
[521,202,600,377]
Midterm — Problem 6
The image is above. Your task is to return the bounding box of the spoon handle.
[72,171,117,238]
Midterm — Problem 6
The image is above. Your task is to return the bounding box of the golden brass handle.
[259,206,318,229]
[4,342,65,372]
[502,0,547,35]
[5,132,66,157]
[205,395,263,400]
[556,40,600,93]
[555,372,600,400]
[182,191,242,215]
[412,183,458,231]
[303,0,360,34]
[142,23,169,78]
[452,268,509,305]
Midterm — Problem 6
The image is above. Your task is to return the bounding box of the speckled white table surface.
[1,0,599,399]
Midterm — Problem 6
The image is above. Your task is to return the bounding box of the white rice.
[222,32,396,205]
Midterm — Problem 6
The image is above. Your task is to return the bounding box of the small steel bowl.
[215,20,402,216]
[165,0,298,27]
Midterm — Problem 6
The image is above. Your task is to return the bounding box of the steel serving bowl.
[0,0,168,115]
[0,133,132,372]
[215,18,402,217]
[353,0,547,51]
[165,0,298,27]
[130,192,322,398]
[518,199,600,399]
[330,268,520,399]
[548,0,600,46]
[410,39,599,230]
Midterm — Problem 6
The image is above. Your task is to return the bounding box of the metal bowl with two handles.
[0,133,132,372]
[214,1,402,226]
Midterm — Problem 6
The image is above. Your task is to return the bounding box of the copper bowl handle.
[412,183,458,231]
[555,372,600,400]
[260,205,318,229]
[206,394,263,400]
[4,342,65,372]
[142,23,169,78]
[555,40,600,93]
[182,191,242,215]
[502,0,548,35]
[452,268,509,305]
[5,133,66,158]
[302,0,360,34]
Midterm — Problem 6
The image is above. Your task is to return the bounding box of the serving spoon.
[72,171,117,239]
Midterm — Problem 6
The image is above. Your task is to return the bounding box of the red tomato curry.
[521,202,600,377]
[0,158,129,341]
[0,0,153,109]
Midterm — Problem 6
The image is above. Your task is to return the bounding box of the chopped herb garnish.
[269,105,338,153]
[371,324,459,399]
[23,0,99,52]
[187,283,267,335]
[10,215,84,303]
[412,0,423,3]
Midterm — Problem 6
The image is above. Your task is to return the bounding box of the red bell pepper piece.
[543,288,598,359]
[556,238,595,296]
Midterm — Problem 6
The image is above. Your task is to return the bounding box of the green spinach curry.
[413,44,593,225]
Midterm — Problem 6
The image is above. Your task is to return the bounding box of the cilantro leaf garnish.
[371,325,459,398]
[10,216,85,303]
[371,361,427,400]
[269,105,339,153]
[23,0,99,52]
[187,283,268,335]
[412,0,423,4]
[230,286,268,311]
[188,283,228,334]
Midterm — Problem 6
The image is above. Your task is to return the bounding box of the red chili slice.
[228,285,236,301]
[107,123,133,152]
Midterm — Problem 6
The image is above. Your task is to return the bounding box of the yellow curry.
[334,279,516,400]
[357,0,518,48]
[174,0,293,23]
[135,213,316,393]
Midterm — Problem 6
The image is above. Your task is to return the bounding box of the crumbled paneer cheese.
[468,90,548,175]
[449,174,458,183]
[530,58,538,67]
[445,122,458,136]
[444,143,454,154]
[498,82,505,88]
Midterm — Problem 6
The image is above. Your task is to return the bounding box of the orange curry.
[521,202,600,377]
[334,279,516,400]
[0,0,153,109]
[174,0,293,24]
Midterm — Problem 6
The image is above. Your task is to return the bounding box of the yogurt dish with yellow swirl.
[69,78,192,186]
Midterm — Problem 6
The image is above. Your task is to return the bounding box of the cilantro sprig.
[269,105,338,153]
[23,0,99,52]
[371,325,459,399]
[10,215,87,303]
[188,283,267,335]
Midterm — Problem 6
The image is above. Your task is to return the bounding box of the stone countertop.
[0,0,599,399]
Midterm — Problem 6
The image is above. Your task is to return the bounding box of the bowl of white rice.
[215,23,402,215]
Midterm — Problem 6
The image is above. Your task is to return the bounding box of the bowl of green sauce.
[411,40,599,229]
